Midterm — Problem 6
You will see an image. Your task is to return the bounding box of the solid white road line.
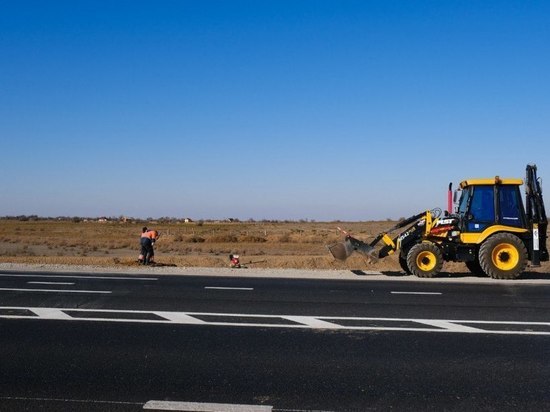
[204,287,254,291]
[0,288,112,294]
[0,273,157,281]
[3,306,550,335]
[143,400,272,411]
[390,291,442,295]
[27,281,76,285]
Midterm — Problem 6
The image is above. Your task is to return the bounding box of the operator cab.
[455,177,526,233]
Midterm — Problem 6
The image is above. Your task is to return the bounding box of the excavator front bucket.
[328,239,354,260]
[328,236,377,261]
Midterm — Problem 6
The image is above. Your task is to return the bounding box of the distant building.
[184,218,193,223]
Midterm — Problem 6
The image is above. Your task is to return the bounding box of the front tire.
[478,233,527,279]
[399,255,412,274]
[406,242,443,278]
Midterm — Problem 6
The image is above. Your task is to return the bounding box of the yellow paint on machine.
[460,225,528,245]
[459,178,524,188]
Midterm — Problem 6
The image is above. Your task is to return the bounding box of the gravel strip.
[1,262,548,284]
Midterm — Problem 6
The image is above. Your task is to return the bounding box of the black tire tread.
[478,233,527,279]
[406,242,443,278]
[399,255,412,274]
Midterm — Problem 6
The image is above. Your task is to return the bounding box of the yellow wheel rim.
[416,251,437,272]
[491,243,519,271]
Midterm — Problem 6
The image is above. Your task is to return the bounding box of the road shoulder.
[0,262,548,284]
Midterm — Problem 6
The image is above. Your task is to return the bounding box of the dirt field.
[1,219,549,275]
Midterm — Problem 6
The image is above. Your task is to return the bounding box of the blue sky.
[2,1,549,221]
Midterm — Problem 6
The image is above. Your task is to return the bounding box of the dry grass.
[1,219,549,274]
[0,219,388,269]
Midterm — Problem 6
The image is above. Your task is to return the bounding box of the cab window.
[468,185,495,232]
[457,188,470,216]
[498,185,523,227]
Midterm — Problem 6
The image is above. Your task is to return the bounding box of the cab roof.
[459,177,523,189]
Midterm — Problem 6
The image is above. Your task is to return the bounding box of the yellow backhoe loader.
[329,164,548,279]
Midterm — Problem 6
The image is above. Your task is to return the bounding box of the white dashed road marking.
[143,400,273,411]
[205,286,254,291]
[30,308,74,320]
[415,319,482,332]
[391,291,442,295]
[0,273,157,294]
[282,315,340,329]
[0,288,112,294]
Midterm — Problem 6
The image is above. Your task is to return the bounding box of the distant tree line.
[0,215,388,223]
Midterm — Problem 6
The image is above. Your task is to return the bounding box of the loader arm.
[369,211,427,258]
[329,211,430,261]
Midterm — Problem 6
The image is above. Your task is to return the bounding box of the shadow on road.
[350,269,550,280]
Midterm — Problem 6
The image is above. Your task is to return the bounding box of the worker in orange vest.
[138,227,160,265]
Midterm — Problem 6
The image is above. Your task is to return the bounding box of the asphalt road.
[1,269,549,411]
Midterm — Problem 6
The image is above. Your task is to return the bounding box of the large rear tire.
[478,233,527,279]
[406,242,443,278]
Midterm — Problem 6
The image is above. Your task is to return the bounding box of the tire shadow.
[351,270,550,280]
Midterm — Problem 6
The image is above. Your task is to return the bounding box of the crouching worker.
[138,227,160,265]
